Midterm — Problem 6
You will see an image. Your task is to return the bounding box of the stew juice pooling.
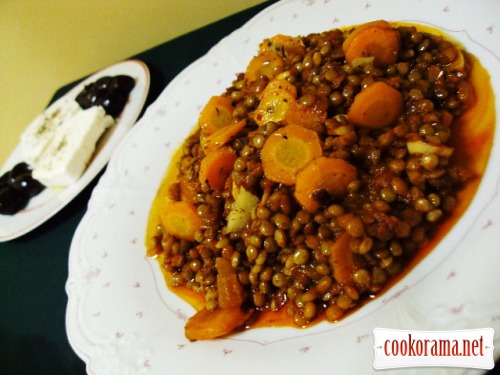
[146,21,495,340]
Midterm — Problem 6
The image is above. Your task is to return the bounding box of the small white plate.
[0,60,150,242]
[66,1,500,374]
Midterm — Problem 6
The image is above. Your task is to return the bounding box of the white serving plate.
[66,1,500,374]
[0,60,150,242]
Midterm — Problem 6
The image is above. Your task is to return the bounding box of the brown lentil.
[148,21,483,333]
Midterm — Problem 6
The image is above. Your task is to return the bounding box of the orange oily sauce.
[145,26,495,331]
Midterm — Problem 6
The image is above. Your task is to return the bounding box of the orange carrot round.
[185,307,253,341]
[199,146,237,191]
[284,99,328,129]
[258,34,306,60]
[343,21,400,68]
[261,124,322,185]
[342,20,390,53]
[201,119,246,153]
[217,273,245,309]
[198,96,234,134]
[347,81,403,128]
[245,52,284,82]
[294,157,357,212]
[159,201,201,241]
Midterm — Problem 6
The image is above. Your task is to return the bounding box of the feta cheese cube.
[20,98,81,166]
[32,106,114,186]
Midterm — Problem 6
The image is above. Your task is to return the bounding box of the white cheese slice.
[32,106,114,187]
[20,98,81,166]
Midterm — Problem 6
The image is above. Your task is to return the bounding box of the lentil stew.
[146,20,494,340]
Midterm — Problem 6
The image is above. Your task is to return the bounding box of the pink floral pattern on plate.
[66,0,500,374]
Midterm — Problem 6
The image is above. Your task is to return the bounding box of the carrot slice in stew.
[217,273,245,309]
[328,232,356,285]
[198,96,234,134]
[185,307,253,341]
[343,21,400,68]
[215,257,234,276]
[201,119,247,153]
[159,201,201,241]
[261,124,322,185]
[284,99,328,129]
[215,258,245,309]
[245,52,285,82]
[347,81,403,128]
[199,146,237,191]
[259,34,306,60]
[294,157,357,212]
[342,21,390,54]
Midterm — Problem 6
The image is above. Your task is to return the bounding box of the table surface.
[0,2,277,373]
[1,1,498,373]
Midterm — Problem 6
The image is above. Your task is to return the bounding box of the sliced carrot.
[261,124,322,185]
[185,306,253,341]
[284,99,328,129]
[198,96,234,134]
[253,79,297,126]
[259,34,306,60]
[294,157,357,212]
[201,119,246,153]
[342,20,391,53]
[347,81,403,128]
[245,52,285,83]
[343,21,400,68]
[215,257,245,309]
[199,146,237,191]
[328,232,355,284]
[217,273,245,309]
[215,257,234,276]
[159,201,201,241]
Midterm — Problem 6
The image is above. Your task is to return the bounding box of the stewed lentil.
[146,20,494,340]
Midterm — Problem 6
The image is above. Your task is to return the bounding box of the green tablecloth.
[0,2,277,373]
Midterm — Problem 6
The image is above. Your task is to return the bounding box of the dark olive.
[94,76,111,89]
[75,75,135,117]
[114,75,135,92]
[89,88,109,106]
[0,186,29,215]
[0,171,9,186]
[7,162,31,183]
[11,172,45,197]
[0,162,45,215]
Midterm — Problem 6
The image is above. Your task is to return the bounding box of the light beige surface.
[0,0,265,166]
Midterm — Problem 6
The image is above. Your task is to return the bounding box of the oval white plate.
[66,1,500,374]
[0,60,150,242]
